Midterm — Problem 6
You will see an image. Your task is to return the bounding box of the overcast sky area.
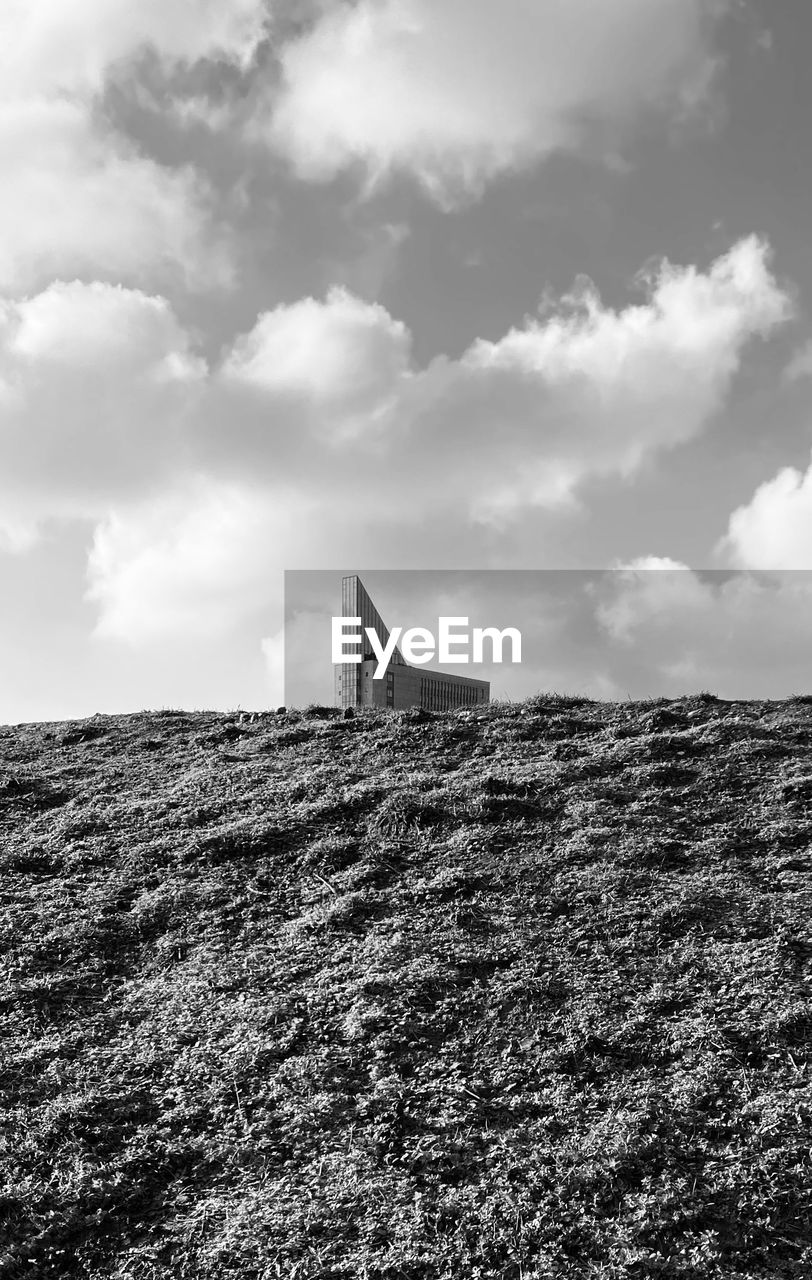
[2,0,812,723]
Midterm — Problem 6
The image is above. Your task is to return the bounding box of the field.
[0,694,810,1279]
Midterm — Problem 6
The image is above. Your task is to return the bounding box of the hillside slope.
[0,695,810,1279]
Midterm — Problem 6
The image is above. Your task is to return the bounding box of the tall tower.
[335,575,405,710]
[334,575,489,712]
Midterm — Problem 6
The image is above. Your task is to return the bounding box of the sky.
[2,0,812,723]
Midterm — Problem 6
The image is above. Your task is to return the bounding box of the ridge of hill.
[0,694,811,1279]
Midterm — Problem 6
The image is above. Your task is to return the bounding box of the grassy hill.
[0,694,810,1279]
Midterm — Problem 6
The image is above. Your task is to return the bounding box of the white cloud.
[0,240,792,638]
[201,236,790,529]
[86,482,303,644]
[0,0,267,99]
[0,101,234,294]
[6,279,200,372]
[0,281,203,517]
[0,0,268,292]
[614,557,691,572]
[221,286,412,437]
[718,459,812,569]
[269,0,729,203]
[396,236,790,524]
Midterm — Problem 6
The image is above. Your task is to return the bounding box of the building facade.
[334,575,489,712]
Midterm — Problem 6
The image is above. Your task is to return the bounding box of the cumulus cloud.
[199,236,790,527]
[0,104,234,292]
[718,459,812,569]
[0,281,203,531]
[85,481,308,644]
[414,236,789,524]
[269,0,730,203]
[221,286,412,439]
[0,0,268,291]
[0,238,792,637]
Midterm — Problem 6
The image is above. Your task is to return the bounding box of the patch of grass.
[0,696,810,1278]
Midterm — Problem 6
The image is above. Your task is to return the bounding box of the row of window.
[339,667,485,712]
[419,677,486,712]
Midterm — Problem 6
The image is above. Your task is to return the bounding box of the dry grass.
[0,694,810,1278]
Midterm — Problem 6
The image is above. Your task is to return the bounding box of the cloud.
[268,0,730,203]
[0,0,267,99]
[0,102,234,293]
[221,286,412,437]
[0,0,268,292]
[718,459,812,570]
[201,236,790,526]
[411,236,789,524]
[592,566,812,697]
[595,558,710,643]
[0,239,792,636]
[85,481,309,644]
[0,281,203,532]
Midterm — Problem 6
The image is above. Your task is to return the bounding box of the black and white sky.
[2,0,812,722]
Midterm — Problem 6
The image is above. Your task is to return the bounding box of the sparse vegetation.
[0,695,810,1278]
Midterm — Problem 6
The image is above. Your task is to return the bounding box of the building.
[334,574,490,712]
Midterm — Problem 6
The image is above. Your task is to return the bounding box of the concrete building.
[335,575,489,711]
